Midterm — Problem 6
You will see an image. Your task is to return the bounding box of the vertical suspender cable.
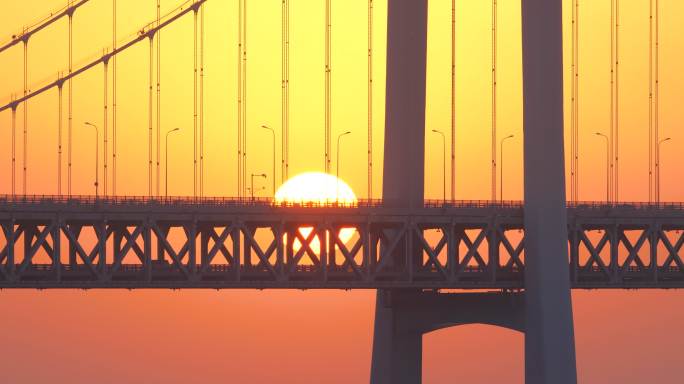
[68,13,73,196]
[58,83,63,195]
[614,0,619,202]
[12,101,16,197]
[156,0,161,197]
[368,0,373,199]
[655,0,660,202]
[282,0,290,185]
[242,0,248,197]
[450,0,455,201]
[112,0,117,196]
[571,1,575,202]
[23,37,28,195]
[575,0,580,201]
[193,8,198,198]
[104,56,108,196]
[491,0,497,202]
[609,0,614,203]
[200,4,205,197]
[571,0,580,201]
[149,34,154,197]
[648,0,653,202]
[325,0,331,174]
[237,0,243,197]
[570,0,576,201]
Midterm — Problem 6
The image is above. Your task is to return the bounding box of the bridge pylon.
[372,0,576,383]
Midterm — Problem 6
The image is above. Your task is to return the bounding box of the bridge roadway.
[1,195,683,289]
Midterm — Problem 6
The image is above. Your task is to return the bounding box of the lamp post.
[84,122,99,197]
[595,132,610,203]
[165,128,180,198]
[656,137,672,203]
[431,129,446,203]
[336,131,352,202]
[250,173,266,201]
[261,124,276,196]
[499,134,514,203]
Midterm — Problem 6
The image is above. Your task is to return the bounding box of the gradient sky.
[1,1,684,383]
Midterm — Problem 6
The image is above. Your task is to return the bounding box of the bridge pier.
[370,290,525,384]
[376,0,576,382]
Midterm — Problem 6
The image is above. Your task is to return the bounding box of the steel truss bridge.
[2,196,683,289]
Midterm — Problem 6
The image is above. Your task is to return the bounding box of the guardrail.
[1,194,684,210]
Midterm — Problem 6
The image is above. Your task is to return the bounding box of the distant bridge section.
[1,196,683,289]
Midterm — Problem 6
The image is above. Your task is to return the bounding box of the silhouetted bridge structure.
[2,196,684,289]
[3,0,683,382]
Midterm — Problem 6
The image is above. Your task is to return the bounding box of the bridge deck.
[1,196,683,289]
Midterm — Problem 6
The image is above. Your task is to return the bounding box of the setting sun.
[274,172,357,206]
[274,172,357,254]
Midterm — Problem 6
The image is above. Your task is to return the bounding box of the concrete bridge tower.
[370,0,577,383]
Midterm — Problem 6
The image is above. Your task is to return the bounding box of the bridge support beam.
[370,290,525,384]
[521,0,577,383]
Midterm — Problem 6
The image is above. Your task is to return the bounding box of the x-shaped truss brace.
[578,230,611,277]
[498,228,525,270]
[454,228,488,279]
[659,230,684,270]
[413,225,448,278]
[199,225,236,273]
[61,223,112,280]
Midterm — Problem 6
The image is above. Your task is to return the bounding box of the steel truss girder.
[0,204,683,289]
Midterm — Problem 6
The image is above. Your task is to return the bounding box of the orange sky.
[1,1,684,383]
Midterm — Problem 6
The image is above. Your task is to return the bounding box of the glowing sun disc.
[274,172,357,254]
[274,172,357,206]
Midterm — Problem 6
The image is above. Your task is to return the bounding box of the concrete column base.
[370,290,525,384]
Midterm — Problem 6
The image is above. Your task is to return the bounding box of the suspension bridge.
[1,1,682,384]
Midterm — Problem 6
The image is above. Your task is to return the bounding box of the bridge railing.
[2,194,684,211]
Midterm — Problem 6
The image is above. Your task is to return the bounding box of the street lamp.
[250,173,266,201]
[595,132,610,203]
[165,128,181,198]
[336,131,352,202]
[431,129,446,203]
[499,134,514,203]
[656,137,672,203]
[84,122,99,197]
[261,124,276,196]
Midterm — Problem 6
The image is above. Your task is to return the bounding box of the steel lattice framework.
[1,196,683,289]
